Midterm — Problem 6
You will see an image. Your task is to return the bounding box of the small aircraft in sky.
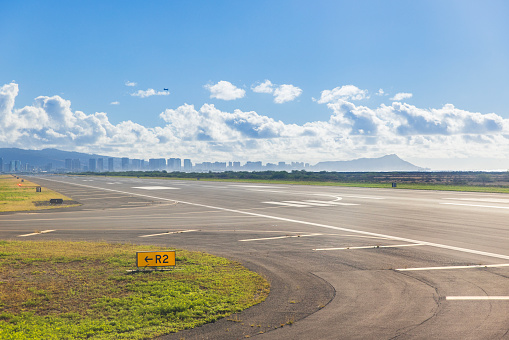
[163,88,169,91]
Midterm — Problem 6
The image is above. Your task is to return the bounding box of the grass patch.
[0,175,79,212]
[0,240,269,339]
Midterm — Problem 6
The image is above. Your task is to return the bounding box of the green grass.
[0,240,269,339]
[0,175,78,212]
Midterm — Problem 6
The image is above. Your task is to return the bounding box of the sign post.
[135,250,176,271]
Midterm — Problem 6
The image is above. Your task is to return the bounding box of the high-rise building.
[0,157,3,172]
[167,158,181,171]
[121,157,130,171]
[97,158,104,172]
[89,159,96,172]
[72,159,81,172]
[245,161,262,171]
[183,159,192,171]
[149,158,166,170]
[131,159,141,170]
[65,159,72,171]
[108,158,114,171]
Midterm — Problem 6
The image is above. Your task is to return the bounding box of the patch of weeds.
[0,240,269,339]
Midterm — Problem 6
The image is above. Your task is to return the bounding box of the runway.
[3,175,509,339]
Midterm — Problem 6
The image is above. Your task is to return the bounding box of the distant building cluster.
[0,154,311,174]
[65,157,311,173]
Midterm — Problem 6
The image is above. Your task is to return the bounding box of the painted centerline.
[314,243,424,251]
[139,230,197,238]
[239,233,322,242]
[396,263,509,271]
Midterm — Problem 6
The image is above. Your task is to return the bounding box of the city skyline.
[2,2,509,170]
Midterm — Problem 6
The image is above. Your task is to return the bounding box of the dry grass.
[0,175,78,212]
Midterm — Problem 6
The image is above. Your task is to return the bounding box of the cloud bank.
[1,82,509,166]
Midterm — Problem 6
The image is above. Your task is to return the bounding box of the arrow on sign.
[145,256,153,263]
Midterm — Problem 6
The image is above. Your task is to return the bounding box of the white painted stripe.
[263,201,310,207]
[396,263,509,271]
[440,203,509,210]
[284,201,331,207]
[443,197,509,204]
[239,233,322,242]
[314,244,424,251]
[34,177,509,262]
[139,230,197,238]
[304,200,358,206]
[132,186,179,190]
[78,196,133,200]
[18,230,55,237]
[447,296,509,300]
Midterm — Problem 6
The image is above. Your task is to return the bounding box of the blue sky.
[1,1,509,170]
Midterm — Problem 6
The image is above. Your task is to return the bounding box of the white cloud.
[3,82,509,168]
[125,81,137,87]
[251,80,274,94]
[376,89,385,96]
[390,92,413,101]
[130,89,170,98]
[317,85,369,103]
[110,101,120,105]
[252,80,302,103]
[273,84,302,104]
[205,81,245,100]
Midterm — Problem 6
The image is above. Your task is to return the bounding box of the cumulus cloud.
[110,101,120,105]
[317,85,368,103]
[205,81,245,100]
[273,84,302,104]
[130,89,170,98]
[251,80,274,94]
[252,80,302,103]
[390,92,413,101]
[376,89,385,96]
[125,81,137,87]
[3,82,509,165]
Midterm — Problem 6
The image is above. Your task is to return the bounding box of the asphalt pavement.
[3,175,509,339]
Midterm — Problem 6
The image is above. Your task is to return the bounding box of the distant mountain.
[0,148,108,168]
[313,154,426,172]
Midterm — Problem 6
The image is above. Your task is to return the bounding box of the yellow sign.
[136,250,176,268]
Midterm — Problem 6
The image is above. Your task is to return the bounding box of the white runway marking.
[34,177,509,262]
[285,200,332,207]
[443,197,509,204]
[139,230,197,237]
[229,185,285,189]
[263,201,309,207]
[132,186,180,190]
[239,233,322,242]
[440,202,509,210]
[18,230,55,237]
[396,263,509,271]
[446,296,509,300]
[314,244,424,251]
[304,200,358,206]
[263,200,358,208]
